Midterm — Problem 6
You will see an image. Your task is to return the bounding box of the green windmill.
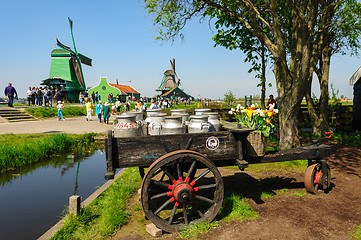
[42,17,92,102]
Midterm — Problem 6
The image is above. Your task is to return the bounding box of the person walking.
[54,89,62,103]
[85,98,92,121]
[4,83,17,107]
[103,102,111,124]
[26,87,32,106]
[57,101,65,121]
[31,87,36,105]
[46,88,53,107]
[96,101,103,123]
[79,92,84,104]
[37,87,44,106]
[115,99,121,112]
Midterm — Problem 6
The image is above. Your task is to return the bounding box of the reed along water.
[0,149,115,240]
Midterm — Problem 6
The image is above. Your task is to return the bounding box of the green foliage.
[219,193,259,221]
[178,221,219,239]
[223,90,236,106]
[331,131,361,147]
[353,225,361,240]
[0,133,97,172]
[51,167,142,240]
[26,106,87,119]
[290,189,308,197]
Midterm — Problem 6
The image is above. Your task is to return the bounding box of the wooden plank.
[112,131,244,168]
[245,144,331,163]
[105,130,115,179]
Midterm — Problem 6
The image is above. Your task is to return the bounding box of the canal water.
[0,149,116,240]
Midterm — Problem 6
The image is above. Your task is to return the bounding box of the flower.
[231,104,277,138]
[267,110,274,117]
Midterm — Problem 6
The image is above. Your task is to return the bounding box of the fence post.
[69,195,81,216]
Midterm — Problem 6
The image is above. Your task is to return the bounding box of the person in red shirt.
[267,94,277,109]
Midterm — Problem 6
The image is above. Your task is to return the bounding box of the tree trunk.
[305,84,322,135]
[318,47,331,133]
[274,62,304,149]
[260,47,266,109]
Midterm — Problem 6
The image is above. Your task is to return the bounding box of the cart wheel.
[141,150,224,233]
[304,162,331,194]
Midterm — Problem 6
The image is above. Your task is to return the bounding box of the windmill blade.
[78,53,92,66]
[170,58,176,74]
[72,57,85,89]
[56,38,73,53]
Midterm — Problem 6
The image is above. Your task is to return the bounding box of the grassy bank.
[25,106,87,119]
[0,133,98,172]
[51,167,142,240]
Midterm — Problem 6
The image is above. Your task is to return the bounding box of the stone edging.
[38,169,125,240]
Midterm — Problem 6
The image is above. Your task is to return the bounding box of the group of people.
[84,98,111,124]
[79,91,121,105]
[26,86,64,107]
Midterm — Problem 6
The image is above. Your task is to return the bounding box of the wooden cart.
[105,127,331,233]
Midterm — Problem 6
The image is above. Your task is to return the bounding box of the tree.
[143,0,360,149]
[305,0,361,135]
[212,12,272,109]
[223,90,236,106]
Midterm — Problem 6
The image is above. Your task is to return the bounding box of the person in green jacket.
[103,102,111,124]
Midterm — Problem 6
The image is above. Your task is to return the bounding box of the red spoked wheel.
[141,150,224,233]
[304,162,331,194]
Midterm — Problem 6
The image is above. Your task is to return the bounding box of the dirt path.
[111,145,361,240]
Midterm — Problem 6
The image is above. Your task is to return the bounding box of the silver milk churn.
[148,113,166,135]
[188,115,210,133]
[145,109,163,124]
[170,109,187,116]
[113,114,141,137]
[202,112,220,132]
[132,112,147,136]
[161,116,185,135]
[194,108,212,115]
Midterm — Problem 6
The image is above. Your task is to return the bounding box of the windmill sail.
[72,57,85,88]
[78,53,92,66]
[56,38,72,52]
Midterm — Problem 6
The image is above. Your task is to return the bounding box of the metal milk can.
[170,109,187,116]
[148,113,166,135]
[113,114,141,137]
[202,112,220,132]
[161,116,185,135]
[145,109,163,124]
[131,112,147,136]
[188,115,210,133]
[194,108,212,115]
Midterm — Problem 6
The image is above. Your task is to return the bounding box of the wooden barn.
[350,66,361,131]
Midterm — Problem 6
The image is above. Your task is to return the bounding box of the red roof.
[161,87,177,97]
[109,84,140,94]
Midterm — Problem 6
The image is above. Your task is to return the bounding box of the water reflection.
[0,149,100,187]
[0,148,109,240]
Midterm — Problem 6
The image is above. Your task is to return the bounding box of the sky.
[1,0,360,100]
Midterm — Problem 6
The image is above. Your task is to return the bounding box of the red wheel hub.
[314,171,323,185]
[167,177,199,206]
